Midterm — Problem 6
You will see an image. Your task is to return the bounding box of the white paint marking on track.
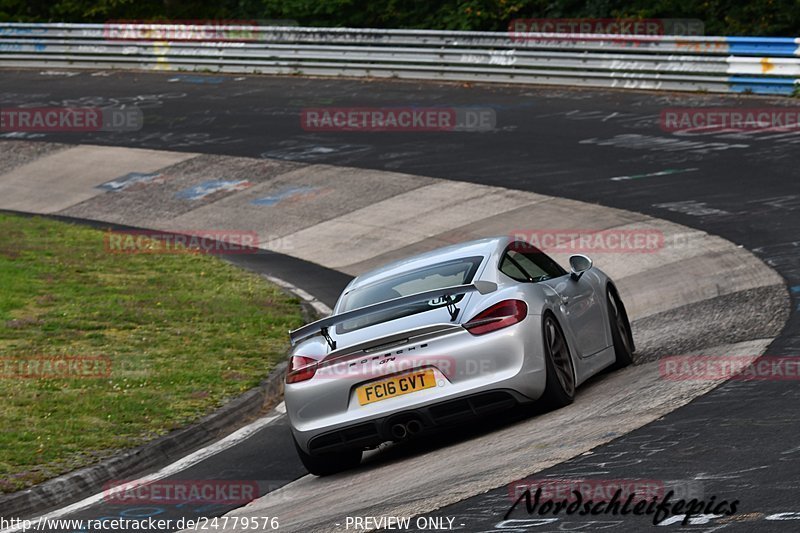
[610,167,699,181]
[0,405,286,533]
[263,274,333,316]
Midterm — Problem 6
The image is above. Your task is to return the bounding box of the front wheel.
[607,286,635,369]
[540,314,575,409]
[293,438,362,476]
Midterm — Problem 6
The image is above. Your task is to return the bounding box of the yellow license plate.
[357,369,436,406]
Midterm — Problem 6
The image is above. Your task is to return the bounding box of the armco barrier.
[0,23,799,95]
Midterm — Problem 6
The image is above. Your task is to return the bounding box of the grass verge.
[0,213,304,493]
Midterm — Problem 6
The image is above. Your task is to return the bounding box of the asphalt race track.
[1,69,799,532]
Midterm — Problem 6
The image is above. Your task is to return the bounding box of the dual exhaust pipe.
[390,419,423,440]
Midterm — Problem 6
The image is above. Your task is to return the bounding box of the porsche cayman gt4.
[285,237,635,475]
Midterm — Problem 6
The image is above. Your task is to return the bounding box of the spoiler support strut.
[445,295,459,321]
[320,326,337,350]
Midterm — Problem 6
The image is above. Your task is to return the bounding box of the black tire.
[540,314,575,409]
[607,285,635,369]
[293,438,362,476]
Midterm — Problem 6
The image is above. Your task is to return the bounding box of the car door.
[506,246,609,358]
[541,272,608,358]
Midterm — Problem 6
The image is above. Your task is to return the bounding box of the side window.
[500,243,567,282]
[499,254,528,282]
[521,249,566,279]
[508,250,549,280]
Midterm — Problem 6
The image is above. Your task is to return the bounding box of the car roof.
[345,236,512,292]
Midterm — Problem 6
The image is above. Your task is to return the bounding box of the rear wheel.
[540,314,575,409]
[607,286,635,369]
[293,438,362,476]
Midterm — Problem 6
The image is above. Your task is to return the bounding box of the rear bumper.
[304,389,525,455]
[287,317,548,454]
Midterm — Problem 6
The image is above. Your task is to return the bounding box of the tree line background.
[1,0,799,36]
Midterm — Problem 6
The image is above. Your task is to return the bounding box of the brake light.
[464,300,527,335]
[286,355,319,383]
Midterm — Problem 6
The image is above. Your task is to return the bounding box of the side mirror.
[569,254,593,281]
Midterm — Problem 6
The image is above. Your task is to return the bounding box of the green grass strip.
[0,214,304,492]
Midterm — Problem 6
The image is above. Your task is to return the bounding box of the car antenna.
[320,326,337,350]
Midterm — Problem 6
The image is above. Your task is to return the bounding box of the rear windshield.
[336,256,483,333]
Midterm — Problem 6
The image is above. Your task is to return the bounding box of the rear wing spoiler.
[289,280,497,347]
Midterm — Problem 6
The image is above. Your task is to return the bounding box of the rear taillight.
[286,355,319,384]
[464,300,527,335]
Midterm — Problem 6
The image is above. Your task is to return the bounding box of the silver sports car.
[285,237,634,475]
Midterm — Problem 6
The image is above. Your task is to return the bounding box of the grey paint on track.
[0,70,798,531]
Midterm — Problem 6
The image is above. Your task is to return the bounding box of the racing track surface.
[0,70,799,531]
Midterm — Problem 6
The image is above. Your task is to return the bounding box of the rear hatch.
[325,254,487,357]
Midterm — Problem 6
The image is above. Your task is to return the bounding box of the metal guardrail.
[1,22,799,95]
